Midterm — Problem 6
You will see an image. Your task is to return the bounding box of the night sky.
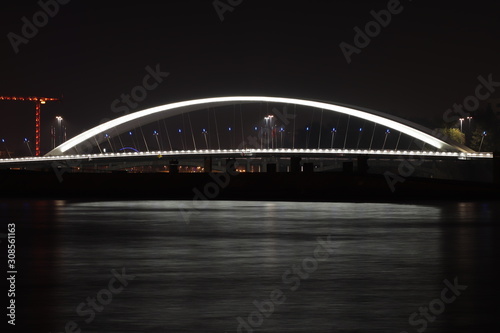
[1,0,500,153]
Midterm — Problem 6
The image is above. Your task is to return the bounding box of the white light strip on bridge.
[0,149,493,165]
[49,96,468,155]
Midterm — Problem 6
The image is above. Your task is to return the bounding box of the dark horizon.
[1,1,500,153]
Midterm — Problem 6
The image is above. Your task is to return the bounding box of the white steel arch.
[46,96,474,156]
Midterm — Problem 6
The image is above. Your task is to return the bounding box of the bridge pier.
[267,163,277,173]
[290,156,301,173]
[204,156,212,173]
[169,160,179,174]
[357,155,369,174]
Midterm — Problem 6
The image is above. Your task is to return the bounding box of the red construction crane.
[0,96,61,156]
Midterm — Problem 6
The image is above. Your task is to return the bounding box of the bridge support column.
[357,155,369,174]
[204,156,212,173]
[169,160,179,174]
[290,156,301,173]
[267,163,277,173]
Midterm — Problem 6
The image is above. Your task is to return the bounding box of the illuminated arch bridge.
[47,96,478,158]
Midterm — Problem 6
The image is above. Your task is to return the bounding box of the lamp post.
[178,129,185,150]
[104,133,114,152]
[24,138,33,156]
[459,118,464,132]
[202,128,208,149]
[356,127,363,149]
[479,131,487,152]
[382,129,390,150]
[264,115,274,149]
[330,128,337,149]
[2,138,11,158]
[56,116,63,146]
[153,130,161,151]
[279,127,285,148]
[128,131,137,150]
[305,126,311,148]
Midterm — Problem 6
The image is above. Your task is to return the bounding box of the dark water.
[1,199,499,333]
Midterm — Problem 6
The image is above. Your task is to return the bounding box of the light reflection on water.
[2,200,498,332]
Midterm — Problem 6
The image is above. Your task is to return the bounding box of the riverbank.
[1,170,498,201]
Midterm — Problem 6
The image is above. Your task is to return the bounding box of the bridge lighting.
[49,96,476,156]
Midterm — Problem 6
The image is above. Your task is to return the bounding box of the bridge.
[0,96,494,180]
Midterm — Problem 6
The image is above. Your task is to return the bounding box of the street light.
[330,128,337,149]
[153,130,161,150]
[1,138,11,158]
[202,128,208,149]
[128,131,138,150]
[178,129,185,150]
[228,127,233,148]
[264,115,274,149]
[479,131,487,152]
[104,133,114,152]
[56,116,63,146]
[459,118,464,132]
[356,127,363,149]
[305,126,311,148]
[24,138,33,156]
[382,129,390,150]
[279,127,285,148]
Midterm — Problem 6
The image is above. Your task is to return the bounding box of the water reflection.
[0,200,497,332]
